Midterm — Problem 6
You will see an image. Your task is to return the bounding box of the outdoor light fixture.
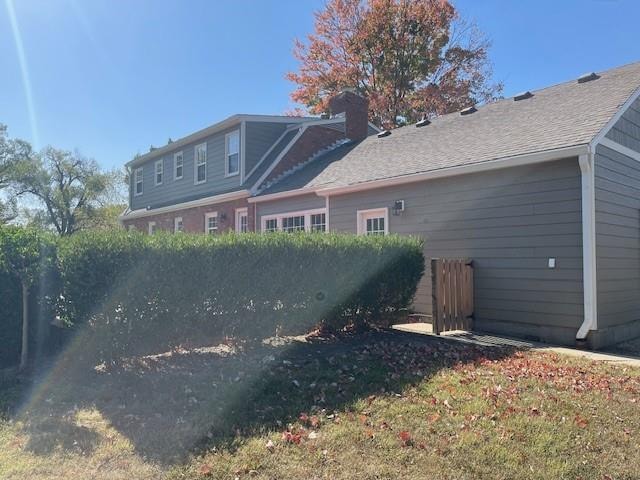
[392,200,405,215]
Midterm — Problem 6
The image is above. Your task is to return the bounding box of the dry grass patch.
[1,331,639,480]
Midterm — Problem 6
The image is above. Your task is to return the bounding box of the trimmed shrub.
[57,231,424,362]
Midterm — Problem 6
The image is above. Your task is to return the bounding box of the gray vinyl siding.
[256,194,326,222]
[328,158,584,343]
[245,122,289,176]
[605,97,640,152]
[130,125,243,210]
[594,144,640,334]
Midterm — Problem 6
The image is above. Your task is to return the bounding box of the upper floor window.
[174,152,183,180]
[155,159,163,186]
[174,217,184,233]
[225,130,240,177]
[205,212,218,234]
[134,167,143,196]
[357,208,388,236]
[195,143,207,184]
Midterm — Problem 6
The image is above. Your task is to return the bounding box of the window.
[282,215,305,232]
[225,130,240,177]
[194,143,207,184]
[148,221,156,235]
[310,213,326,232]
[235,208,248,233]
[261,209,327,233]
[174,151,183,180]
[205,212,218,234]
[174,217,184,233]
[357,208,388,236]
[155,159,163,185]
[134,167,143,196]
[264,218,278,232]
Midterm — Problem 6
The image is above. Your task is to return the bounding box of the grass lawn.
[1,331,639,479]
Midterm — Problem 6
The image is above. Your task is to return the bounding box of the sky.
[1,0,639,170]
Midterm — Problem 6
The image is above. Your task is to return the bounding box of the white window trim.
[357,208,389,235]
[154,159,163,186]
[205,211,218,234]
[134,167,143,196]
[174,151,184,180]
[235,207,248,232]
[174,216,183,233]
[148,221,156,235]
[194,142,207,185]
[261,208,327,233]
[225,130,240,178]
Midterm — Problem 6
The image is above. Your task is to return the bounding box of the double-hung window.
[174,217,184,233]
[264,218,278,232]
[205,212,218,234]
[174,151,183,180]
[155,159,163,185]
[235,208,248,233]
[134,167,143,196]
[225,130,240,177]
[310,213,326,232]
[357,208,388,236]
[224,130,240,177]
[194,143,207,184]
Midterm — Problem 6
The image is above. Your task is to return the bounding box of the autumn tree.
[287,0,502,129]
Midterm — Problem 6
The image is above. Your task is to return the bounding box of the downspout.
[576,149,598,341]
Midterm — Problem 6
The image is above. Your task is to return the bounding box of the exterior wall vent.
[513,91,533,101]
[460,106,477,116]
[415,118,431,127]
[577,72,599,84]
[377,130,391,138]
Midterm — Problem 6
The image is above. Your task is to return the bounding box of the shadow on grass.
[9,330,518,464]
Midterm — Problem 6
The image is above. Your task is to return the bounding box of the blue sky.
[1,0,639,170]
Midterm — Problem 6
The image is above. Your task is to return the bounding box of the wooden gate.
[431,258,474,334]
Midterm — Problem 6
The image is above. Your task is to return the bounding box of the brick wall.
[121,197,254,234]
[264,125,344,184]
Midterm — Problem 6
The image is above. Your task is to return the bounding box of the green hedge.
[57,231,424,362]
[1,227,424,365]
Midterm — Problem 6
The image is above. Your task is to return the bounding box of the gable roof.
[257,61,640,196]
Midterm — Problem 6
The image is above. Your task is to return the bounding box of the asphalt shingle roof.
[259,61,640,195]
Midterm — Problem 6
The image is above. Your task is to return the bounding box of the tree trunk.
[19,280,29,371]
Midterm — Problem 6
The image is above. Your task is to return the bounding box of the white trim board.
[120,190,250,220]
[591,85,640,146]
[599,137,640,162]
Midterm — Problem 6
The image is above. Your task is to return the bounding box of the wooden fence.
[431,258,474,334]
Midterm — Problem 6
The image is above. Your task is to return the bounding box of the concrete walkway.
[392,322,640,368]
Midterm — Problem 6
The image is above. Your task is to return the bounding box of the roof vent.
[577,72,599,84]
[377,130,391,138]
[513,91,533,101]
[460,106,477,116]
[415,118,431,127]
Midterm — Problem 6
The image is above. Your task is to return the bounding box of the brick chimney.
[328,89,369,142]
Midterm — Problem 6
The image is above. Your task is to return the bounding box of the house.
[120,61,640,349]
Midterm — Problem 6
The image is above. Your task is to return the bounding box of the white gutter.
[119,189,250,220]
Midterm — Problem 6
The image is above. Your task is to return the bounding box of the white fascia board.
[119,190,250,220]
[315,144,588,197]
[591,86,640,146]
[249,126,306,194]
